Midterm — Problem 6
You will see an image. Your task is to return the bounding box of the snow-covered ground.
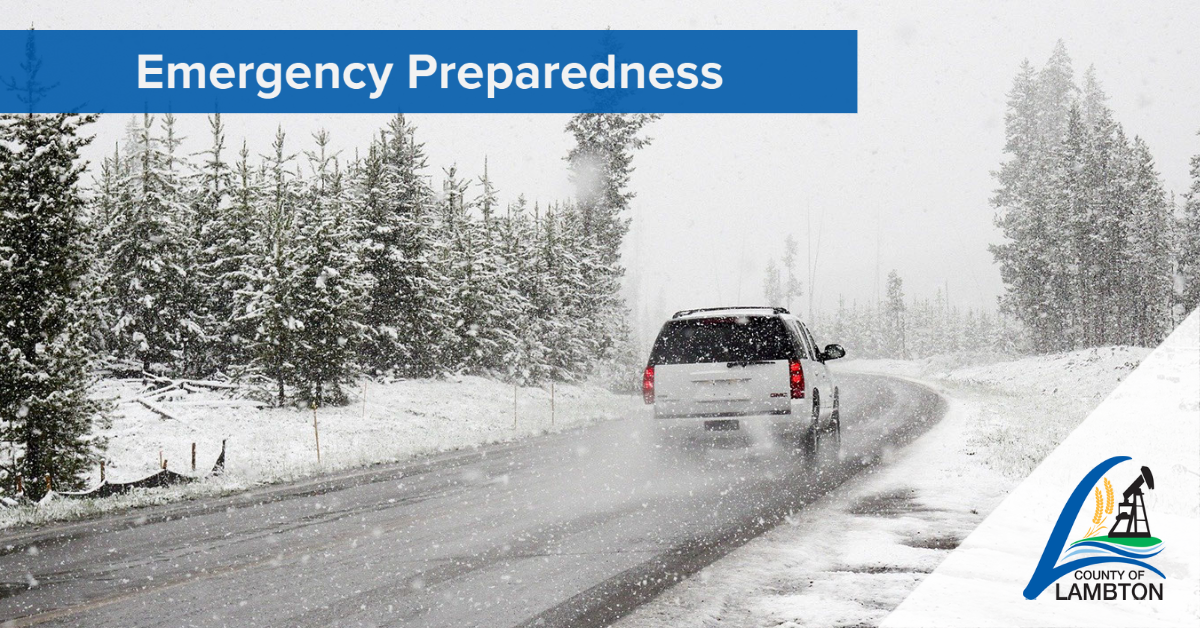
[0,376,637,530]
[885,313,1199,627]
[617,345,1152,628]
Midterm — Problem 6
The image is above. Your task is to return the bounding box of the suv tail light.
[789,359,805,399]
[642,366,655,404]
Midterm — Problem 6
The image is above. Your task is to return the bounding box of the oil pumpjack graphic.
[1109,465,1154,538]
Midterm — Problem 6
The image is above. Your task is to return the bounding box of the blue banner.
[0,30,857,114]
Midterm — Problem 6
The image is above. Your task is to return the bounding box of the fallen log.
[136,398,181,421]
[179,379,239,390]
[129,383,182,404]
[166,400,266,408]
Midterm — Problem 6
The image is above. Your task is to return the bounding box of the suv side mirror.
[820,343,846,361]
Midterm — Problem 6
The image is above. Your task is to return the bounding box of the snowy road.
[0,374,942,627]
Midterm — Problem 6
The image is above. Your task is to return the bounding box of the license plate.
[704,419,740,431]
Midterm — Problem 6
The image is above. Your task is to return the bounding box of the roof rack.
[671,306,790,319]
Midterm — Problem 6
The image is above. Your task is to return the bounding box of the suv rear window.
[649,316,797,365]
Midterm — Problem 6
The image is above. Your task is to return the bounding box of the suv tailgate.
[655,360,790,418]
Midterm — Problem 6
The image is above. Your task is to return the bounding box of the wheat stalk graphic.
[1083,477,1113,538]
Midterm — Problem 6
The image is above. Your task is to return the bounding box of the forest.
[766,42,1200,359]
[0,100,659,492]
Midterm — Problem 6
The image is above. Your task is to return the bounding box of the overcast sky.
[11,0,1200,341]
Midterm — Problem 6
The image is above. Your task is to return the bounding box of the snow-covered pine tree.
[533,201,586,383]
[992,44,1178,352]
[763,258,783,307]
[1179,136,1200,315]
[564,113,660,264]
[436,165,482,371]
[1041,103,1091,350]
[478,157,498,228]
[187,114,245,376]
[781,234,803,312]
[218,140,265,375]
[991,60,1047,350]
[830,295,851,351]
[91,144,124,276]
[563,114,659,385]
[543,200,603,380]
[290,131,368,406]
[494,196,545,383]
[1076,68,1124,346]
[437,165,525,377]
[0,110,105,497]
[87,144,127,362]
[103,114,196,374]
[883,270,906,359]
[1125,137,1175,345]
[906,295,932,357]
[1032,44,1079,342]
[991,45,1076,352]
[242,127,303,405]
[961,308,981,353]
[160,114,207,374]
[360,114,447,377]
[520,201,561,384]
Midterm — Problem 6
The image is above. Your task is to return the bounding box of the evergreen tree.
[437,165,524,376]
[220,141,265,374]
[536,201,592,382]
[291,131,368,406]
[0,111,104,497]
[1180,134,1200,314]
[763,258,783,307]
[189,114,245,376]
[883,270,906,358]
[991,59,1057,348]
[991,43,1176,351]
[781,234,803,312]
[360,114,446,377]
[243,127,303,404]
[494,196,542,383]
[563,114,659,383]
[1125,137,1174,344]
[564,113,660,263]
[104,114,195,373]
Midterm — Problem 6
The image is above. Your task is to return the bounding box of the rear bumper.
[648,408,810,442]
[650,397,814,421]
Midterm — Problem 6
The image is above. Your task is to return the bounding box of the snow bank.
[618,345,1152,628]
[0,376,637,530]
[845,345,1150,479]
[884,312,1199,627]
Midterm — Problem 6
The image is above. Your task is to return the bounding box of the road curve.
[0,373,943,627]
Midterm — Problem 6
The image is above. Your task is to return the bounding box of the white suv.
[642,307,845,449]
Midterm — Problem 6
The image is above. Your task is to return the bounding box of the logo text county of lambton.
[1023,456,1165,600]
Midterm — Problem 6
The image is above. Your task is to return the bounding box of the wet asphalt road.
[0,373,943,627]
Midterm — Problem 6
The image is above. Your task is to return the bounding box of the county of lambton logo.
[1024,456,1165,600]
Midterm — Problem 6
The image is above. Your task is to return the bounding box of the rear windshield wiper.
[726,359,772,368]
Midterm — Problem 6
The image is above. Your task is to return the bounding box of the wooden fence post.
[44,473,51,494]
[15,474,23,495]
[313,403,321,465]
[100,460,106,483]
[191,443,196,472]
